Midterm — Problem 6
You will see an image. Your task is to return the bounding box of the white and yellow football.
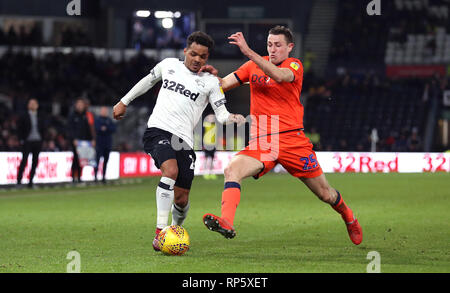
[157,225,190,256]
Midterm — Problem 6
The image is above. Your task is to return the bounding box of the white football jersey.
[121,58,228,148]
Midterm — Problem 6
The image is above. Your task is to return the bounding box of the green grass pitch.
[0,173,449,273]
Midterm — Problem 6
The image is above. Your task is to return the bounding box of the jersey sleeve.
[86,111,95,125]
[284,58,303,83]
[120,60,164,105]
[208,78,230,124]
[233,60,253,84]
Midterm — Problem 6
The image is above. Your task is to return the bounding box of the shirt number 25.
[300,154,318,171]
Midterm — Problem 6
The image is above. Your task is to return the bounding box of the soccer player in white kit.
[113,31,246,251]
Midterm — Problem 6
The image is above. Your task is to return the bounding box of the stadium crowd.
[0,51,446,153]
[0,49,159,152]
[0,24,42,46]
[329,0,449,69]
[0,23,91,47]
[303,70,449,152]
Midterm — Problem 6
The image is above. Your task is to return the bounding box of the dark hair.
[268,25,294,44]
[186,31,215,52]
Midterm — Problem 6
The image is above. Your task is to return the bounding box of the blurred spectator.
[56,133,70,151]
[94,106,116,183]
[142,27,157,48]
[358,135,373,152]
[383,131,397,152]
[132,20,144,48]
[16,98,45,188]
[84,98,96,143]
[156,28,184,49]
[324,144,333,151]
[337,139,349,152]
[303,48,316,74]
[407,128,422,152]
[7,135,20,151]
[117,141,132,152]
[67,98,95,183]
[394,131,409,152]
[6,27,18,45]
[202,114,217,179]
[355,141,365,152]
[42,140,60,152]
[425,33,437,57]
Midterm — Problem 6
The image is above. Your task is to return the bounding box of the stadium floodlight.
[154,11,173,18]
[161,18,174,29]
[174,11,181,18]
[136,10,151,17]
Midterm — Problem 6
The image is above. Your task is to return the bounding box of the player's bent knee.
[162,165,179,180]
[224,164,241,182]
[223,164,232,179]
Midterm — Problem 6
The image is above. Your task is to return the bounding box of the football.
[157,225,190,256]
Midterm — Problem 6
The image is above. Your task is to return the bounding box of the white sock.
[156,177,175,229]
[171,201,190,226]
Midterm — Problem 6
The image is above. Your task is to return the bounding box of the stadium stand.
[328,0,449,70]
[0,0,448,153]
[385,0,450,65]
[0,49,159,151]
[303,74,436,152]
[303,0,450,152]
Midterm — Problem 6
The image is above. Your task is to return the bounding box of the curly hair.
[186,31,215,52]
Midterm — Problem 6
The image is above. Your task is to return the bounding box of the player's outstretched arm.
[221,73,242,92]
[113,64,162,120]
[229,32,294,83]
[212,103,246,126]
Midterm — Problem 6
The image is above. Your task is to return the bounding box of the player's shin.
[221,182,241,226]
[156,177,175,229]
[171,201,190,226]
[331,190,355,223]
